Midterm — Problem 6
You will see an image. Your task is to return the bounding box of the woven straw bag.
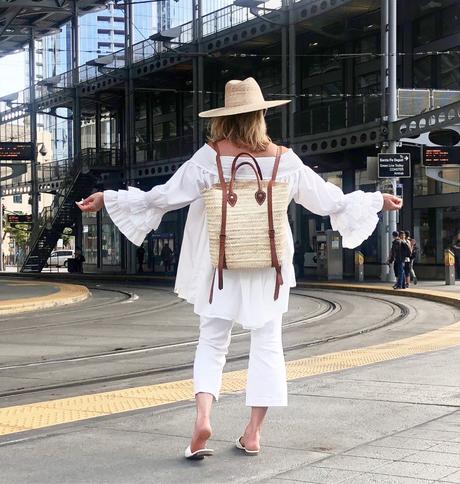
[202,143,289,303]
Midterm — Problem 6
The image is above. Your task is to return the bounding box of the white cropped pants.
[193,315,288,407]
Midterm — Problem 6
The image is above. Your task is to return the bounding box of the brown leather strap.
[267,146,283,300]
[230,152,263,180]
[212,142,228,296]
[209,267,216,304]
[271,145,282,181]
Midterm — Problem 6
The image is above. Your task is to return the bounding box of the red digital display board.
[0,142,34,161]
[7,214,32,223]
[423,147,460,166]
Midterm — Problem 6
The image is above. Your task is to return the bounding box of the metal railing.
[294,98,381,137]
[0,3,283,111]
[137,134,194,163]
[0,147,121,190]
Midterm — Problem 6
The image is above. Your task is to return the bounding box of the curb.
[297,281,460,309]
[0,281,90,315]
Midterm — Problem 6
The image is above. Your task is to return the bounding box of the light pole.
[379,0,398,282]
[0,184,3,272]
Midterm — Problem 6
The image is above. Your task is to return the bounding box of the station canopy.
[0,0,108,58]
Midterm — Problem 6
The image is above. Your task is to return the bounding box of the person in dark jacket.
[136,246,145,273]
[293,241,305,278]
[389,231,411,289]
[388,231,400,282]
[74,247,85,273]
[453,232,460,279]
[161,242,173,273]
[405,230,418,285]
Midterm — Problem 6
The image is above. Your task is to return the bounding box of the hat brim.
[198,99,291,118]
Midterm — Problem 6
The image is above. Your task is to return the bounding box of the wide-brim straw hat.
[198,77,291,118]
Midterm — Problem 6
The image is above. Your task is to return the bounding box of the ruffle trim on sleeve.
[330,191,384,249]
[103,187,165,246]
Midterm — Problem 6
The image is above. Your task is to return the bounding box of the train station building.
[0,0,459,278]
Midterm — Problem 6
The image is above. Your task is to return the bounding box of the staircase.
[20,148,121,273]
[21,155,96,273]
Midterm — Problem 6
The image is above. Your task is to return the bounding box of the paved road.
[1,283,459,400]
[0,281,459,483]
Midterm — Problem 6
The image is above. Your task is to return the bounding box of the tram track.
[0,290,409,399]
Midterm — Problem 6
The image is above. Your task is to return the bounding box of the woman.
[77,78,401,459]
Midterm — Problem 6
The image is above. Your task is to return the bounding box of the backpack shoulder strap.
[267,144,284,300]
[209,141,228,303]
[271,145,282,181]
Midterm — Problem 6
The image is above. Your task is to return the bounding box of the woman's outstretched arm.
[292,160,402,249]
[76,158,207,245]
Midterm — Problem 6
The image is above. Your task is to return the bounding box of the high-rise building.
[153,0,229,32]
[27,2,155,161]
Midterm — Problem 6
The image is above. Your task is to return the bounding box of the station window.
[354,34,379,64]
[413,55,433,88]
[413,14,438,46]
[414,207,460,265]
[441,4,460,37]
[102,209,120,266]
[439,51,460,90]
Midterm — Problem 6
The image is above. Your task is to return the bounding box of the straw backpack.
[202,142,290,303]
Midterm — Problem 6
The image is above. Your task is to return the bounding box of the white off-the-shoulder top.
[103,144,383,329]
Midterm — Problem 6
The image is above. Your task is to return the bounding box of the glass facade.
[414,207,460,265]
[101,208,121,266]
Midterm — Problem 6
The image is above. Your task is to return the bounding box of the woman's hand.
[382,193,402,211]
[76,192,104,212]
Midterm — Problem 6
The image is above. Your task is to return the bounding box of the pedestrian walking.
[453,232,460,279]
[77,77,402,460]
[405,230,418,285]
[136,246,145,273]
[398,231,412,289]
[74,247,85,273]
[293,240,305,278]
[388,231,400,282]
[160,242,173,273]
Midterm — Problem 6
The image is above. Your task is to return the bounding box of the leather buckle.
[268,229,275,239]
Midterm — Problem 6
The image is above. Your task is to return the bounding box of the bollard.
[355,251,364,282]
[445,249,456,285]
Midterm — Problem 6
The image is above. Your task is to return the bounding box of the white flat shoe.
[235,437,260,456]
[184,445,214,460]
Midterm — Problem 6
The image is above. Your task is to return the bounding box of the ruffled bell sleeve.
[103,159,207,246]
[292,164,384,249]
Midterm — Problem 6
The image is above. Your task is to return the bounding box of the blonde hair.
[207,110,271,152]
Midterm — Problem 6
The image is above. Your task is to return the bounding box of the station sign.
[378,153,411,178]
[7,214,32,224]
[423,146,460,166]
[0,142,34,161]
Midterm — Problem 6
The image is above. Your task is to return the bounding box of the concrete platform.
[0,345,458,483]
[0,278,89,315]
[0,279,459,483]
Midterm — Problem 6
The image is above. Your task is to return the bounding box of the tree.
[4,223,30,251]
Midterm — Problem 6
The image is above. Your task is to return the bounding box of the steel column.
[192,0,204,151]
[379,0,399,282]
[387,0,398,270]
[95,101,101,154]
[124,0,136,273]
[281,0,288,142]
[0,184,3,272]
[28,30,39,227]
[288,0,296,146]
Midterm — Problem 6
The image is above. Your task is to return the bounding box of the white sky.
[0,52,25,97]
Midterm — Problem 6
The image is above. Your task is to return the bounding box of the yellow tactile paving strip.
[1,305,460,436]
[0,281,89,315]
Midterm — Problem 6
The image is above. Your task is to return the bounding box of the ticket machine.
[315,229,343,280]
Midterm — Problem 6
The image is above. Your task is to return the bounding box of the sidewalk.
[0,278,89,315]
[0,340,458,483]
